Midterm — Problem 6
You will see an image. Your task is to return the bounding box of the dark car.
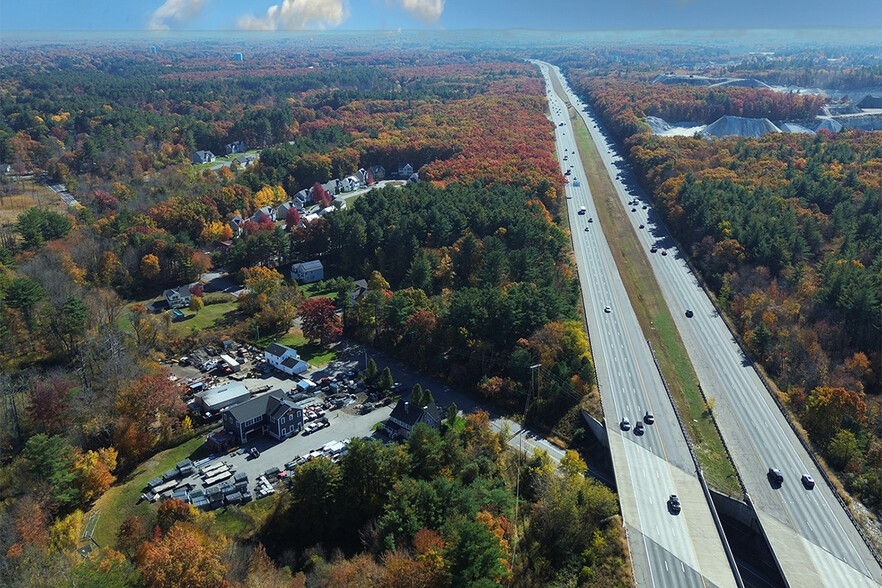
[634,422,645,435]
[768,468,784,487]
[685,309,694,318]
[668,494,681,514]
[650,246,658,253]
[801,474,815,489]
[620,417,631,431]
[644,411,655,425]
[639,224,645,229]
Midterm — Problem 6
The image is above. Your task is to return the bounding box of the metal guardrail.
[648,340,745,588]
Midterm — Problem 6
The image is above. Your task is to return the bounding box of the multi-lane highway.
[535,62,739,588]
[538,62,882,588]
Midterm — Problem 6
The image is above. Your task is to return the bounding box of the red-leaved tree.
[299,297,342,345]
[285,207,302,230]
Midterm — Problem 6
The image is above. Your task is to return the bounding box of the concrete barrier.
[581,409,609,448]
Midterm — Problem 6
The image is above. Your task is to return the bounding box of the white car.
[604,306,612,313]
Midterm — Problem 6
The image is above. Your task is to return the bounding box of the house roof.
[267,394,298,420]
[293,260,323,272]
[196,381,251,411]
[281,357,300,369]
[226,391,292,424]
[265,342,291,358]
[388,398,442,428]
[163,283,194,299]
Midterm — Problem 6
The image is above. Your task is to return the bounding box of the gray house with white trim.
[222,391,303,443]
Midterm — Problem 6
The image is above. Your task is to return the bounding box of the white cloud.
[147,0,206,30]
[393,0,445,23]
[237,0,349,31]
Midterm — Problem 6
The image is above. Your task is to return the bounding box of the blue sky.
[1,0,880,31]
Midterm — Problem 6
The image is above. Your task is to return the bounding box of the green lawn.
[268,330,337,367]
[170,300,241,335]
[89,436,209,548]
[553,74,742,497]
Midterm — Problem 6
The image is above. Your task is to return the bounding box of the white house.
[164,284,197,309]
[291,260,324,284]
[264,343,308,376]
[397,163,414,178]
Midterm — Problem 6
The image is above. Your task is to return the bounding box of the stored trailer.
[200,461,228,476]
[204,470,233,486]
[152,480,178,494]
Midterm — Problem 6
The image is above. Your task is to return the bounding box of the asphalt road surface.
[535,61,738,588]
[540,62,882,588]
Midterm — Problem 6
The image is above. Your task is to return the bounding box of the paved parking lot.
[159,339,573,508]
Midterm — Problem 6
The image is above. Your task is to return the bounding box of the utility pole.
[529,363,542,403]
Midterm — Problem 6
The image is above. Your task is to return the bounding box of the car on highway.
[643,205,648,209]
[639,224,644,229]
[644,411,655,424]
[587,217,593,222]
[668,494,682,514]
[604,305,612,313]
[685,309,694,318]
[631,208,637,212]
[584,226,590,232]
[578,206,586,215]
[650,246,658,253]
[661,250,668,256]
[801,474,816,489]
[620,417,631,431]
[768,467,784,487]
[634,422,645,435]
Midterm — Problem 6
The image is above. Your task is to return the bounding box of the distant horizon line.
[2,26,880,34]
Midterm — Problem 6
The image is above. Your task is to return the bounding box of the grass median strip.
[551,74,741,497]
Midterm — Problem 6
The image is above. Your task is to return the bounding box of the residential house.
[222,391,303,443]
[397,163,414,178]
[355,168,372,186]
[350,279,369,304]
[318,205,338,217]
[264,343,308,375]
[164,284,198,309]
[369,165,386,181]
[276,200,303,224]
[341,176,361,192]
[294,188,311,204]
[407,172,419,184]
[384,397,443,439]
[0,164,11,175]
[225,141,248,155]
[233,154,257,168]
[249,206,275,224]
[228,215,245,238]
[303,213,321,224]
[291,260,324,284]
[192,150,216,164]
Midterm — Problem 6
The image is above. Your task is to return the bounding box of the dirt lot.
[0,179,68,226]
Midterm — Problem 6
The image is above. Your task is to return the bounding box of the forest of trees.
[0,41,617,586]
[568,69,882,508]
